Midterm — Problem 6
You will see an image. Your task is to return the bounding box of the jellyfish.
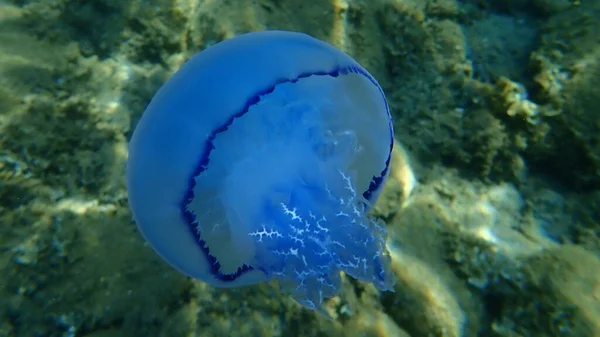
[126,30,395,315]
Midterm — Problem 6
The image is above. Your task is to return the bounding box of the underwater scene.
[1,0,599,336]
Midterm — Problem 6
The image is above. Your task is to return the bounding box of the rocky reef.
[0,0,598,336]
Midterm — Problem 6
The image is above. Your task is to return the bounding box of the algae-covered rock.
[493,245,600,336]
[1,0,599,336]
[528,1,600,189]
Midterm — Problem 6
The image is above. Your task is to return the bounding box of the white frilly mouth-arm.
[126,30,394,315]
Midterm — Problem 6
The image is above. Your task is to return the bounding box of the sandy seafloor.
[0,0,599,336]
